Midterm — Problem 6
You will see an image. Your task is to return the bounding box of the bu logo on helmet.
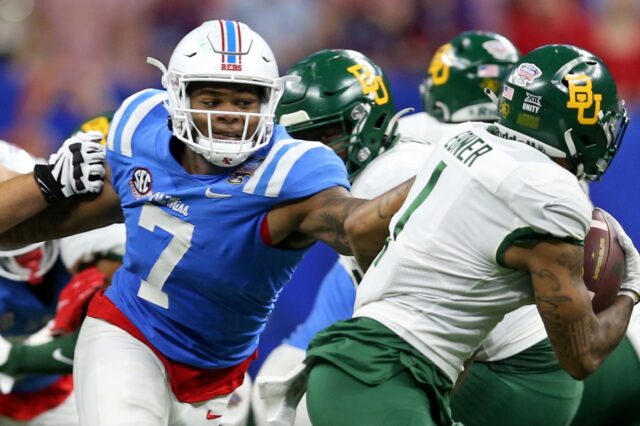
[428,43,453,86]
[565,74,602,125]
[347,64,389,105]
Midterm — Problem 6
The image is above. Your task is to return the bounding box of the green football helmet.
[421,31,520,123]
[494,44,628,181]
[276,49,399,178]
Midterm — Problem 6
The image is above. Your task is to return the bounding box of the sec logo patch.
[129,168,152,198]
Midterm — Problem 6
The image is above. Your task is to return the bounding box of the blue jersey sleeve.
[280,141,350,200]
[107,88,169,159]
[242,127,349,201]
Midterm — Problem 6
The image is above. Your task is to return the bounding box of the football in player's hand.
[583,208,626,313]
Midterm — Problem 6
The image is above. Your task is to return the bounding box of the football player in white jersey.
[304,44,639,426]
[400,32,590,426]
[251,49,433,426]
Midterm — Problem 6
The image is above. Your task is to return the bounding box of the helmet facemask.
[160,68,286,167]
[565,101,628,180]
[282,100,396,178]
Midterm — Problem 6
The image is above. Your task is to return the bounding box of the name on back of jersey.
[443,131,493,167]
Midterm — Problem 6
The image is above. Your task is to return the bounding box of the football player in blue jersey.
[0,21,410,425]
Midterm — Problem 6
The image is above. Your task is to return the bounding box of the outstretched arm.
[345,177,415,270]
[504,241,633,380]
[266,177,414,256]
[0,179,122,249]
[0,132,122,248]
[0,172,50,235]
[266,186,366,255]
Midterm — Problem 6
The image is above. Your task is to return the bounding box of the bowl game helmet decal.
[495,44,628,181]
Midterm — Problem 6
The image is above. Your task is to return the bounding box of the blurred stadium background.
[0,0,636,374]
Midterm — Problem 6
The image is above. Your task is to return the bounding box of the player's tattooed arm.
[267,186,366,254]
[505,241,633,380]
[345,177,415,270]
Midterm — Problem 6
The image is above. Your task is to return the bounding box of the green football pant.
[570,336,640,426]
[307,361,439,426]
[450,360,583,426]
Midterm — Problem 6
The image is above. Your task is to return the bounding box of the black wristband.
[33,164,64,203]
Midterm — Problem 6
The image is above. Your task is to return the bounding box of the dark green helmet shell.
[495,44,628,181]
[421,31,520,123]
[276,49,399,178]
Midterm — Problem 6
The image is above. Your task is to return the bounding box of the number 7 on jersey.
[137,203,194,308]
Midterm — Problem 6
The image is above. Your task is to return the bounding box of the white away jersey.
[397,112,452,145]
[353,122,591,382]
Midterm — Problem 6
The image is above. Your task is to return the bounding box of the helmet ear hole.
[373,113,387,129]
[579,134,596,147]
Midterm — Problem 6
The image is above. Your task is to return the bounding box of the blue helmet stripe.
[225,20,237,64]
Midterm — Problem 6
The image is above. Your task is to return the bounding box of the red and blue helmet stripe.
[218,20,242,65]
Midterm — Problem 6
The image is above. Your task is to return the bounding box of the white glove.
[601,210,640,299]
[33,130,106,202]
[257,363,307,426]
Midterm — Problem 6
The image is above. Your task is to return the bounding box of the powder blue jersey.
[105,89,349,368]
[284,261,355,350]
[0,260,69,392]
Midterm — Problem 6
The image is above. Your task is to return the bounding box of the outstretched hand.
[33,131,106,203]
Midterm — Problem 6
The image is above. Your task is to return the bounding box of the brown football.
[583,208,626,313]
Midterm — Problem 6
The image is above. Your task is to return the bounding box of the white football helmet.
[148,20,296,167]
[0,140,59,284]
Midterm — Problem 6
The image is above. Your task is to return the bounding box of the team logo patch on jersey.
[129,168,152,198]
[227,156,262,184]
[509,63,542,87]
